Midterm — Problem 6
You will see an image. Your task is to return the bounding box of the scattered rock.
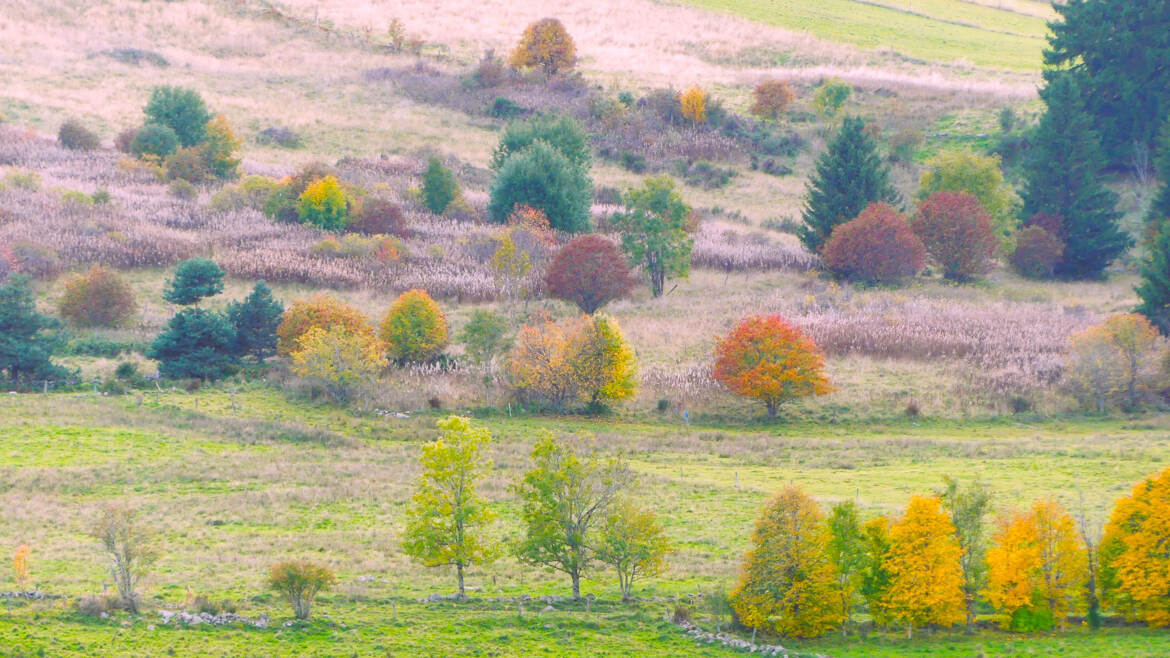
[541,605,555,613]
[157,610,269,628]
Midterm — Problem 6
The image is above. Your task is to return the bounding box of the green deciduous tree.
[799,116,900,254]
[458,309,510,374]
[379,289,448,364]
[513,433,633,600]
[144,86,212,148]
[827,501,867,633]
[917,150,1019,243]
[489,141,593,233]
[163,258,224,306]
[940,476,993,630]
[594,497,671,601]
[490,114,590,172]
[1021,73,1131,279]
[147,308,239,380]
[267,561,336,620]
[403,416,498,599]
[226,281,283,363]
[612,176,693,297]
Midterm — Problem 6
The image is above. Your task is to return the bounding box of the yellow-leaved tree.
[1101,467,1170,626]
[509,18,576,75]
[507,314,636,411]
[290,326,387,404]
[379,288,448,364]
[730,486,844,639]
[1066,313,1162,413]
[680,86,707,126]
[882,496,966,638]
[985,500,1087,630]
[402,416,498,599]
[13,545,30,591]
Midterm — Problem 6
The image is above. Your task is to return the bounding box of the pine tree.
[1136,224,1170,335]
[147,308,239,380]
[1145,119,1170,235]
[0,275,69,383]
[798,115,900,254]
[1021,73,1131,279]
[226,281,284,363]
[1044,0,1170,167]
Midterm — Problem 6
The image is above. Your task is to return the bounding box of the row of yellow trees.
[732,468,1170,639]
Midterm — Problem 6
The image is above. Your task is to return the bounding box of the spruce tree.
[1136,223,1170,335]
[0,275,69,383]
[1021,73,1131,279]
[1145,119,1170,234]
[147,308,239,380]
[799,116,900,254]
[226,281,284,363]
[164,258,225,305]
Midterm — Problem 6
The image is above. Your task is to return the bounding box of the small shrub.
[256,126,301,148]
[267,561,336,621]
[57,265,138,328]
[60,190,94,207]
[169,178,198,199]
[888,127,923,163]
[165,147,211,184]
[545,235,635,314]
[115,361,138,380]
[10,242,62,278]
[750,79,795,121]
[130,123,180,160]
[594,186,622,205]
[58,119,101,151]
[680,86,708,125]
[144,85,211,147]
[619,151,646,173]
[657,398,670,413]
[912,191,998,281]
[76,594,120,617]
[92,188,111,205]
[904,400,920,417]
[296,175,349,230]
[672,604,693,623]
[422,157,459,215]
[64,335,145,358]
[3,170,40,191]
[89,504,159,614]
[675,160,735,189]
[509,18,577,75]
[489,97,526,119]
[813,78,851,118]
[276,294,374,356]
[823,203,926,285]
[348,196,407,236]
[470,49,509,88]
[379,289,448,364]
[641,88,685,126]
[114,128,138,153]
[163,258,224,305]
[1009,226,1064,279]
[209,175,278,212]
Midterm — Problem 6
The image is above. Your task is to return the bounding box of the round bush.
[348,196,407,236]
[1009,226,1064,279]
[114,127,139,153]
[296,175,349,230]
[544,235,634,314]
[58,119,101,151]
[57,265,138,328]
[276,294,374,356]
[130,123,180,160]
[488,141,592,233]
[144,85,211,148]
[165,146,212,184]
[379,289,448,363]
[822,202,926,284]
[912,191,998,281]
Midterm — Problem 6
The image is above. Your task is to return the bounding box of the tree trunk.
[905,623,913,640]
[457,563,465,600]
[766,400,778,418]
[571,570,581,601]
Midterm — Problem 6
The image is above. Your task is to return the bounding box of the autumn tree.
[276,294,375,356]
[826,501,867,632]
[917,150,1018,243]
[612,176,694,297]
[202,114,242,180]
[1010,226,1065,280]
[163,258,224,306]
[679,86,707,126]
[90,504,159,613]
[912,191,999,281]
[513,432,634,600]
[985,500,1088,631]
[297,175,349,230]
[799,116,899,253]
[267,561,336,620]
[813,78,851,120]
[403,416,498,599]
[57,265,138,328]
[594,496,671,601]
[13,545,30,591]
[290,327,387,404]
[730,486,844,639]
[226,281,283,363]
[1065,313,1162,412]
[507,313,637,411]
[713,315,833,418]
[940,476,993,630]
[750,79,795,121]
[544,235,635,314]
[490,231,532,304]
[823,202,926,285]
[1101,467,1170,626]
[379,289,448,364]
[882,496,966,639]
[509,18,577,75]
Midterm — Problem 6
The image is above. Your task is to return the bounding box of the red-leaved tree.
[822,203,925,285]
[713,315,834,418]
[544,235,635,314]
[912,191,998,281]
[1010,226,1064,279]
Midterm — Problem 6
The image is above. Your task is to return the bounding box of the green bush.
[144,86,211,147]
[130,124,180,160]
[421,157,458,215]
[58,119,101,151]
[488,141,592,233]
[296,175,349,230]
[489,114,590,172]
[169,179,198,200]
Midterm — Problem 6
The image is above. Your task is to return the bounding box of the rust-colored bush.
[509,18,577,75]
[912,191,998,281]
[1010,226,1064,279]
[276,294,375,356]
[545,235,635,314]
[57,265,138,328]
[823,203,925,284]
[750,79,795,121]
[348,196,407,236]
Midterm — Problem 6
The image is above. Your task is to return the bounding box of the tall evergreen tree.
[799,116,900,254]
[147,308,239,380]
[1136,223,1170,335]
[1145,119,1170,234]
[1044,0,1170,168]
[1021,73,1131,279]
[226,281,284,363]
[0,275,69,383]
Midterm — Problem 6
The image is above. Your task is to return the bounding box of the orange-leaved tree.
[730,486,844,638]
[750,79,795,121]
[57,265,138,328]
[984,500,1087,630]
[713,315,833,418]
[276,294,375,356]
[379,289,448,364]
[509,18,576,75]
[882,496,966,639]
[1101,467,1170,626]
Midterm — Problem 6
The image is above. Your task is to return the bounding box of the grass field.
[2,390,1169,655]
